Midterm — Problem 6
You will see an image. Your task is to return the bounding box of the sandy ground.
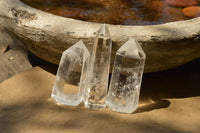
[0,60,200,133]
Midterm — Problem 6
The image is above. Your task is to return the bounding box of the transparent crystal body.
[106,38,146,113]
[51,40,90,106]
[84,24,112,110]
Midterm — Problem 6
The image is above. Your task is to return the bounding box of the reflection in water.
[21,0,194,25]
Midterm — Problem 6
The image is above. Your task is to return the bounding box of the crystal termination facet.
[51,40,90,106]
[84,24,112,110]
[106,38,146,113]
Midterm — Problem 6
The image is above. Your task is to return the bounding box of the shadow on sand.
[29,53,200,113]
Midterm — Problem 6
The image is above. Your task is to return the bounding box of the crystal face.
[106,38,146,113]
[84,24,112,110]
[51,40,90,106]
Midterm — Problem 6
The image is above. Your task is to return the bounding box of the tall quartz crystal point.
[51,40,90,106]
[106,38,146,113]
[84,24,112,110]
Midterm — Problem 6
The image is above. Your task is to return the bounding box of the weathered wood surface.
[0,48,32,83]
[0,42,7,55]
[0,24,33,82]
[0,26,9,55]
[0,0,200,72]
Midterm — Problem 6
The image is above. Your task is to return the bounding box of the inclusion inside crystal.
[51,40,90,106]
[84,24,112,110]
[106,38,145,113]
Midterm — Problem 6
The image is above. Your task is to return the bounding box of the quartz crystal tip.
[51,40,90,106]
[106,37,146,114]
[84,24,112,110]
[62,40,90,60]
[118,38,145,59]
[97,24,111,38]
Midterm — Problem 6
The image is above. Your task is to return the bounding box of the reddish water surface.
[21,0,197,25]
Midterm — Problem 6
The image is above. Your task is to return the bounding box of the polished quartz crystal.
[84,24,112,110]
[106,38,146,113]
[51,40,90,106]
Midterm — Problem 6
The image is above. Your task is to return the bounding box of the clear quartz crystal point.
[84,24,112,110]
[106,38,146,113]
[51,40,90,106]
